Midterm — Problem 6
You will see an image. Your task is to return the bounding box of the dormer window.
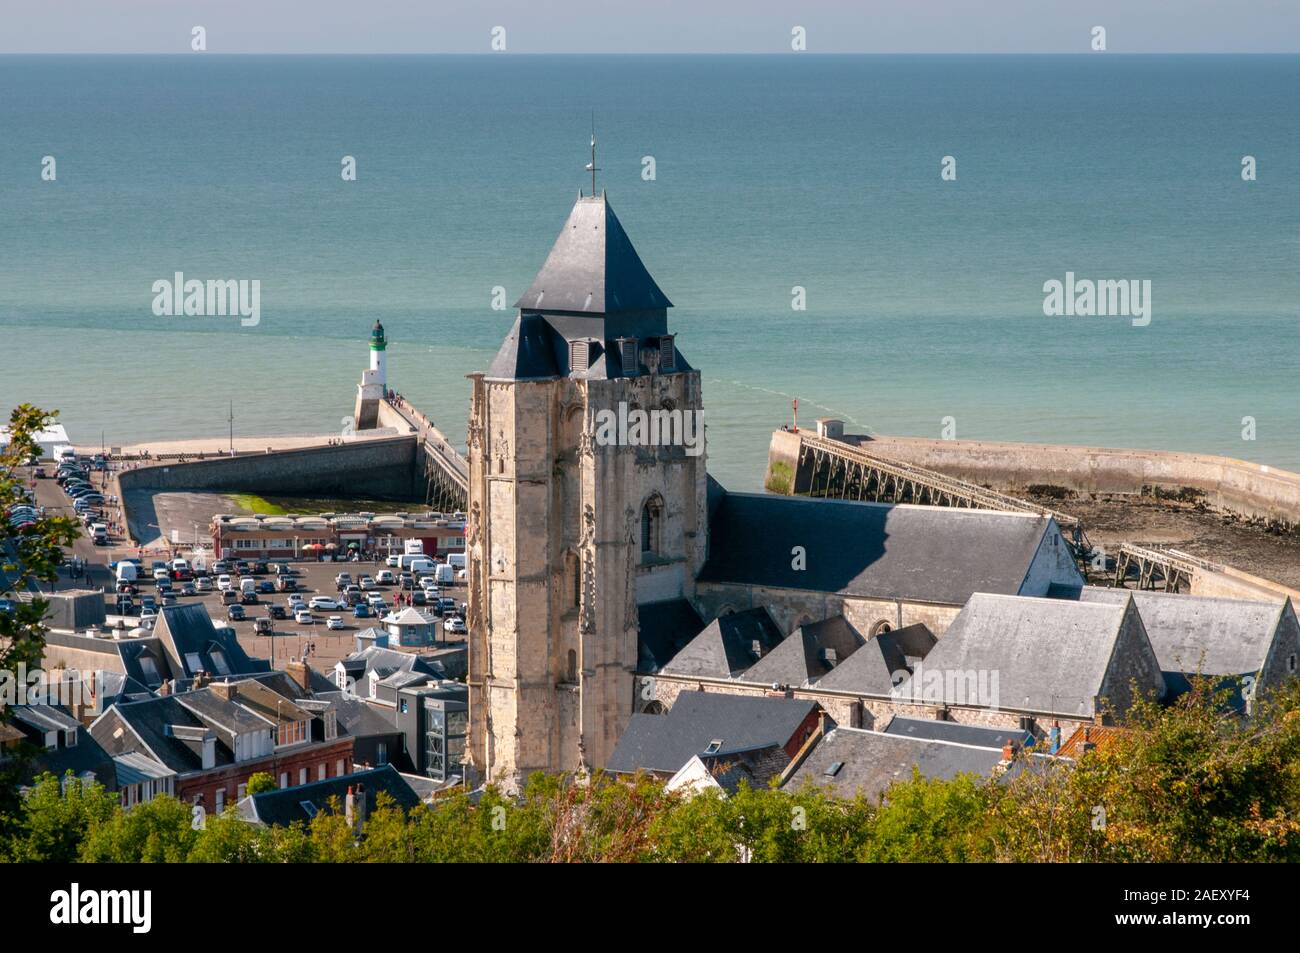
[659,335,675,371]
[619,338,639,377]
[569,340,590,373]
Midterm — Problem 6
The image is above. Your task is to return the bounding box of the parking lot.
[114,558,468,673]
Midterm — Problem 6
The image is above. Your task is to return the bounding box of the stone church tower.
[466,189,709,788]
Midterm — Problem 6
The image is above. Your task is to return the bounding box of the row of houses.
[2,602,469,824]
[210,510,466,560]
[619,487,1300,798]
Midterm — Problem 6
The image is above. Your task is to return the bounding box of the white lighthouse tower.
[353,319,387,430]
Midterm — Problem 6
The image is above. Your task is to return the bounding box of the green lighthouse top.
[370,320,387,350]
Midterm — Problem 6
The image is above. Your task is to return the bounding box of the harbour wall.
[116,435,423,502]
[766,429,1300,530]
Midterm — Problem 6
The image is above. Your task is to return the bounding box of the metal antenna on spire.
[585,112,600,196]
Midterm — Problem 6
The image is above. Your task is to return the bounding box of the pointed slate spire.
[514,194,672,315]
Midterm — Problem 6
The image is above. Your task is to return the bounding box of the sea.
[2,54,1298,491]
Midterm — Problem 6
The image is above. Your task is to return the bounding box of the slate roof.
[112,751,175,785]
[700,492,1071,606]
[315,691,401,739]
[902,593,1144,718]
[660,607,785,679]
[743,615,868,687]
[94,694,231,774]
[1076,587,1292,677]
[238,764,421,827]
[882,716,1031,750]
[606,691,817,776]
[637,598,707,674]
[786,727,1012,801]
[812,623,937,696]
[10,708,118,790]
[514,194,672,315]
[153,603,266,679]
[666,744,791,797]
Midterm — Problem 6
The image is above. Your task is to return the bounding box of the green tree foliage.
[5,675,1300,863]
[245,772,277,796]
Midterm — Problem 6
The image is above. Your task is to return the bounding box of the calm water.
[2,55,1298,490]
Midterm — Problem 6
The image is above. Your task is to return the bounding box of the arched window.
[640,496,663,559]
[871,620,893,638]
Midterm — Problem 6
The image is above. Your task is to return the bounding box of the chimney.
[209,680,234,701]
[286,659,312,694]
[1081,727,1096,754]
[193,671,209,690]
[345,786,355,828]
[158,679,172,697]
[356,782,367,825]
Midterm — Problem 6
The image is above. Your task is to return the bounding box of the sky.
[2,0,1299,54]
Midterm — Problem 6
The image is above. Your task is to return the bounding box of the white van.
[240,577,256,596]
[115,561,139,583]
[446,553,466,572]
[404,556,435,575]
[171,558,190,575]
[434,564,454,585]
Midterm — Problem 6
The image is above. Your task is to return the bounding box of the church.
[465,181,1086,790]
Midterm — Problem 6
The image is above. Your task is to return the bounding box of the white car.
[366,592,385,606]
[217,574,233,591]
[309,596,340,611]
[443,616,467,635]
[359,576,376,590]
[375,570,396,584]
[195,577,213,592]
[386,554,401,567]
[153,567,169,581]
[295,609,313,625]
[326,615,345,630]
[287,592,305,605]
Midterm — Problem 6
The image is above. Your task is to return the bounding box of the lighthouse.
[352,320,387,430]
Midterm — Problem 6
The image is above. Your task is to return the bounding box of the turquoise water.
[2,54,1298,490]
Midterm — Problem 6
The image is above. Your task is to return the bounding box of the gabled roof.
[315,691,401,739]
[637,599,706,673]
[883,716,1031,750]
[700,492,1071,606]
[514,194,671,314]
[904,593,1153,718]
[660,608,785,679]
[383,607,434,627]
[94,694,232,774]
[786,727,1016,801]
[238,764,421,827]
[812,623,937,696]
[606,691,817,776]
[743,615,869,687]
[665,745,790,798]
[153,603,265,679]
[1076,587,1292,678]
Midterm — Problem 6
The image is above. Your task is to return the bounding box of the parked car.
[366,592,385,607]
[334,572,353,587]
[360,576,377,590]
[140,595,157,613]
[240,591,259,605]
[411,590,427,606]
[309,597,339,611]
[180,582,197,596]
[220,590,239,606]
[276,576,297,592]
[444,617,467,635]
[295,609,313,625]
[216,574,233,591]
[195,577,213,592]
[287,593,305,607]
[352,604,371,618]
[386,554,401,567]
[227,604,246,621]
[326,615,345,630]
[160,593,178,606]
[376,570,396,584]
[269,604,288,620]
[252,561,269,574]
[254,618,274,634]
[438,597,457,613]
[212,561,230,574]
[257,580,275,593]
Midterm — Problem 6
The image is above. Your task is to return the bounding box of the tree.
[245,771,277,796]
[0,405,79,836]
